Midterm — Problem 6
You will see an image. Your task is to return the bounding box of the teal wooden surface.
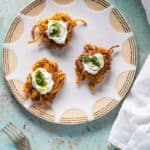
[0,0,150,150]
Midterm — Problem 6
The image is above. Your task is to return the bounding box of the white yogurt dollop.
[46,20,68,44]
[82,53,104,75]
[31,68,54,95]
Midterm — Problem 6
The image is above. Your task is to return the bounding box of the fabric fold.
[109,55,150,150]
[142,0,150,24]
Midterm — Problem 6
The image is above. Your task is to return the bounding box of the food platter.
[3,0,137,124]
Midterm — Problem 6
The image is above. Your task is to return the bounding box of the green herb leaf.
[50,21,61,37]
[35,70,47,87]
[80,55,101,67]
[80,55,91,63]
[92,56,101,67]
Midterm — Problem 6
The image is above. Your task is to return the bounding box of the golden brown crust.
[23,58,65,108]
[75,44,119,91]
[28,12,87,49]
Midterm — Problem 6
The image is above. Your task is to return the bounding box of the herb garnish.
[35,70,47,87]
[50,21,61,37]
[80,55,101,67]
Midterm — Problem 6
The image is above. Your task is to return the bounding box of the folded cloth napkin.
[142,0,150,24]
[109,55,150,150]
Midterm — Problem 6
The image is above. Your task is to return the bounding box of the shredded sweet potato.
[28,12,87,49]
[75,44,119,91]
[23,58,65,108]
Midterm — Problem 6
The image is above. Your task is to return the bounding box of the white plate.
[3,0,137,124]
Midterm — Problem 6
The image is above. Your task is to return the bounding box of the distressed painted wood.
[0,0,150,149]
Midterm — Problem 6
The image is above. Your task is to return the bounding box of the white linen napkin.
[142,0,150,24]
[109,55,150,150]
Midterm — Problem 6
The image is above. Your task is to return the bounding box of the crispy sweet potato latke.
[75,44,119,91]
[23,58,65,108]
[28,12,87,49]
